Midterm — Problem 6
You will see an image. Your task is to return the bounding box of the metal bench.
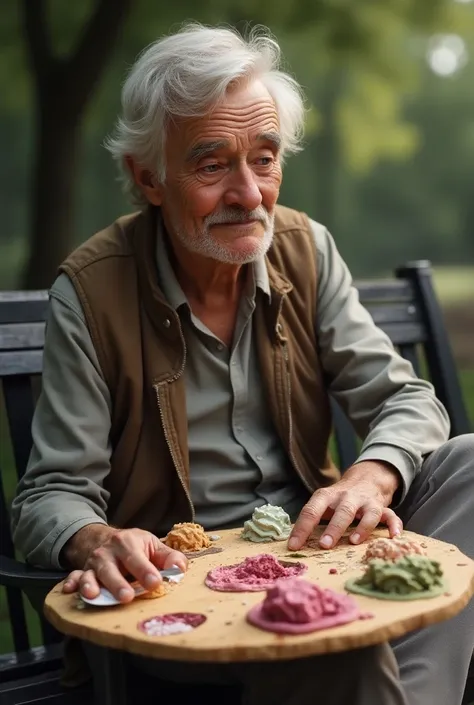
[0,260,472,704]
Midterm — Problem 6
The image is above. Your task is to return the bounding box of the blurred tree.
[21,0,131,289]
[0,0,471,287]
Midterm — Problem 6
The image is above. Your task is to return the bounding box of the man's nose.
[223,164,263,212]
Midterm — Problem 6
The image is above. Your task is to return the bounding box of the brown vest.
[60,204,339,535]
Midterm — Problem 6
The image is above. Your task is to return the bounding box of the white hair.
[104,23,306,206]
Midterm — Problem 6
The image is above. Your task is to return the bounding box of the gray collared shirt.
[10,218,450,568]
[154,222,309,528]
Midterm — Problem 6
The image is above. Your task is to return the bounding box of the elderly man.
[11,22,474,705]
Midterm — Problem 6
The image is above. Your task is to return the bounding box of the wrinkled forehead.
[165,80,280,160]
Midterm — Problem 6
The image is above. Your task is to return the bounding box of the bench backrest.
[333,261,470,468]
[0,291,56,657]
[0,260,470,661]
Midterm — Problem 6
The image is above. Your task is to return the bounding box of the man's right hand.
[61,525,188,603]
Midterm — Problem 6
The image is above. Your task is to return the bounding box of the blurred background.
[0,0,474,654]
[0,2,473,418]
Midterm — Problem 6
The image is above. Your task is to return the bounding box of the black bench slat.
[398,344,422,377]
[0,645,63,684]
[0,540,30,656]
[0,459,31,655]
[396,262,470,436]
[331,400,358,469]
[357,280,415,303]
[3,376,35,480]
[0,293,49,326]
[365,303,421,326]
[0,585,30,654]
[372,321,428,345]
[0,667,91,705]
[0,352,44,377]
[0,324,45,351]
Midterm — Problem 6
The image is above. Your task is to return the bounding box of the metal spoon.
[80,566,184,607]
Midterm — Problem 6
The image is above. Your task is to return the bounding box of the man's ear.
[124,156,163,205]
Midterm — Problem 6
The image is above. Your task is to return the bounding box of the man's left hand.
[288,461,403,551]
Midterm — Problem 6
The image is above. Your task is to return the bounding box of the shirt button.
[216,343,224,351]
[235,426,243,433]
[163,318,171,328]
[256,454,263,462]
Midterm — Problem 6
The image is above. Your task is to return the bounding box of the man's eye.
[256,157,273,166]
[200,164,221,173]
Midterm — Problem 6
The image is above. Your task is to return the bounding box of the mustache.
[203,206,270,227]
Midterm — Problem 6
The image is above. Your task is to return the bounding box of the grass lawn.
[432,266,474,305]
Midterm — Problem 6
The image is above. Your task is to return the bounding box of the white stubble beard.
[169,206,275,265]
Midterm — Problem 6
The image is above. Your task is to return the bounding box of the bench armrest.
[0,555,67,591]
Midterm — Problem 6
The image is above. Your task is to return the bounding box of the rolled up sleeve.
[10,274,112,568]
[311,220,450,500]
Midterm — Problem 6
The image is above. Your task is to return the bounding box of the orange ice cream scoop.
[163,522,211,552]
[130,581,168,599]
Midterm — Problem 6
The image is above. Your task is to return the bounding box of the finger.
[320,497,359,549]
[349,502,383,545]
[120,549,164,590]
[62,570,83,593]
[288,490,333,550]
[106,532,164,591]
[78,569,101,599]
[381,508,403,537]
[156,547,188,573]
[88,549,135,602]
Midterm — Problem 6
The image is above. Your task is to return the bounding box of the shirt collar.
[155,214,271,310]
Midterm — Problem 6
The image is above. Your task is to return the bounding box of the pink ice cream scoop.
[205,554,307,592]
[247,578,362,634]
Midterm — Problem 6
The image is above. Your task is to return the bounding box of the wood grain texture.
[43,527,474,663]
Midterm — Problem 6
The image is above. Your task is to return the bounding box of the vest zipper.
[281,339,313,494]
[153,319,195,522]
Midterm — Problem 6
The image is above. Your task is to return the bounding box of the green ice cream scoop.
[241,504,292,543]
[345,555,446,601]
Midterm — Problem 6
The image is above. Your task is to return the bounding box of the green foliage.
[0,0,474,282]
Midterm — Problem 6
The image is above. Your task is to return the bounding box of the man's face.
[149,80,282,264]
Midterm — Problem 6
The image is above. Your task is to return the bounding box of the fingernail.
[288,538,299,551]
[351,533,361,544]
[118,588,133,601]
[82,582,91,591]
[320,535,333,548]
[393,527,401,536]
[144,573,160,588]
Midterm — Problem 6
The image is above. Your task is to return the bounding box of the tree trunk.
[23,105,80,289]
[20,0,131,290]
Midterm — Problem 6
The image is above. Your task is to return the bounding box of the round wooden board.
[44,527,474,663]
